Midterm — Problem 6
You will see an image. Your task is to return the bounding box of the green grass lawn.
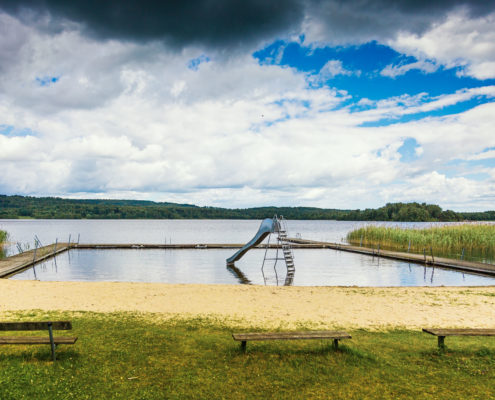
[1,311,494,399]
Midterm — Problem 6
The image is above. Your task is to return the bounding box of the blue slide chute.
[226,218,278,264]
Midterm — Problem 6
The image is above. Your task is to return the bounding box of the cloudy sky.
[1,0,494,211]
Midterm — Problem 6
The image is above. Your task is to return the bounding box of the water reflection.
[226,264,251,285]
[10,248,495,287]
[260,263,295,286]
[228,259,295,286]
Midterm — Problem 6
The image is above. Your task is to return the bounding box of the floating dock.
[0,242,315,278]
[1,239,495,278]
[74,243,316,249]
[0,243,72,278]
[285,238,495,277]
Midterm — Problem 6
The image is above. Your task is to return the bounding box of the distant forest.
[0,195,494,221]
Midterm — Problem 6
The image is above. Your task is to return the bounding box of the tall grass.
[347,223,495,262]
[0,229,7,259]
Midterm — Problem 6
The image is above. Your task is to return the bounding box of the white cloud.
[389,10,495,79]
[353,86,495,124]
[306,59,360,88]
[467,150,495,161]
[319,59,356,78]
[0,135,44,161]
[299,5,495,81]
[380,59,438,78]
[380,171,495,211]
[0,12,495,211]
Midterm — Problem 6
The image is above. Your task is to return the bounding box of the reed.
[347,223,495,262]
[0,230,7,259]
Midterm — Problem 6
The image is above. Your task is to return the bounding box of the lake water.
[2,219,495,286]
[0,219,378,251]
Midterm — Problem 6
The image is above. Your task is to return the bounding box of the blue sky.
[254,40,495,119]
[0,1,495,211]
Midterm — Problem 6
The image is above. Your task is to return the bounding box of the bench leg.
[241,341,246,353]
[333,339,339,350]
[438,336,445,350]
[48,323,56,361]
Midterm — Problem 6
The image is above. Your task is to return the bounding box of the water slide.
[226,218,278,265]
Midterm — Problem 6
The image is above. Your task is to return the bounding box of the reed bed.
[0,230,7,258]
[347,223,495,262]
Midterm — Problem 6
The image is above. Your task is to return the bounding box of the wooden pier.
[0,242,317,278]
[1,239,495,279]
[285,238,495,277]
[0,243,72,278]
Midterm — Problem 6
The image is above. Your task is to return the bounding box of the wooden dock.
[285,238,495,277]
[0,242,317,278]
[73,243,321,249]
[1,239,495,279]
[0,243,72,278]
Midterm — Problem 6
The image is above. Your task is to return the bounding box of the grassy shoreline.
[1,311,495,399]
[347,223,495,263]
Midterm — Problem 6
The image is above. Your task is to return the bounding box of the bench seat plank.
[0,321,72,331]
[233,331,351,341]
[423,328,495,337]
[0,336,78,345]
[0,321,76,361]
[233,330,351,352]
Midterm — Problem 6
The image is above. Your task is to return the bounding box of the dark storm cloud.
[303,0,495,43]
[0,0,304,48]
[355,0,494,16]
[0,0,493,47]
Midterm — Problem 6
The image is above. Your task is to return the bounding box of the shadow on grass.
[420,346,495,358]
[0,347,80,363]
[338,344,377,362]
[230,341,376,362]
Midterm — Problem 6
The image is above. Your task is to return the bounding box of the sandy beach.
[1,280,495,330]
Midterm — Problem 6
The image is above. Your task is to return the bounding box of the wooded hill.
[0,195,493,221]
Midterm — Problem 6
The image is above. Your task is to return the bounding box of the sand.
[1,280,495,330]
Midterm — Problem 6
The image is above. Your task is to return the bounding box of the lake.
[1,219,495,286]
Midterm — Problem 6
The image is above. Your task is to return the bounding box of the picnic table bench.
[423,328,495,349]
[232,330,351,352]
[0,321,77,361]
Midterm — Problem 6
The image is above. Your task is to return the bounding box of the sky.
[0,1,495,211]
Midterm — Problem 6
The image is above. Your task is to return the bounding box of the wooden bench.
[423,328,495,349]
[0,321,77,361]
[232,330,351,352]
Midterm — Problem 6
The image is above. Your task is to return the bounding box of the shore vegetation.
[2,194,495,221]
[0,229,7,258]
[347,223,495,262]
[1,311,495,399]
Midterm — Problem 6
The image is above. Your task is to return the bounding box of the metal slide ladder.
[261,215,295,285]
[277,216,295,275]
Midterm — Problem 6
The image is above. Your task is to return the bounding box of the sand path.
[1,281,495,329]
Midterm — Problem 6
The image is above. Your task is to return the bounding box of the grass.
[1,311,495,399]
[347,223,495,263]
[0,229,7,259]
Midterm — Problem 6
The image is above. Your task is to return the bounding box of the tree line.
[0,195,493,221]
